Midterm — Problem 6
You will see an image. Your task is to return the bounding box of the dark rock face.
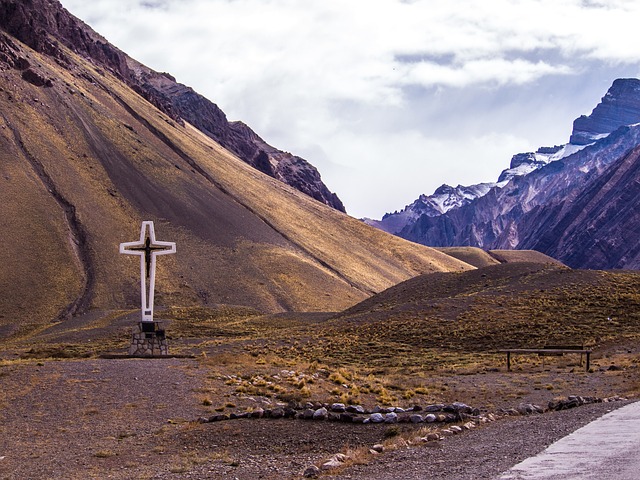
[21,68,53,87]
[0,0,130,77]
[570,78,640,145]
[0,32,27,69]
[523,145,640,269]
[228,121,345,211]
[0,0,345,212]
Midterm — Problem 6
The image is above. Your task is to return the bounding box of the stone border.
[194,395,627,478]
[98,354,196,359]
[303,395,627,477]
[198,400,480,425]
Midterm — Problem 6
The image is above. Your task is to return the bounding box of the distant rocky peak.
[570,78,640,145]
[497,143,587,183]
[371,78,640,235]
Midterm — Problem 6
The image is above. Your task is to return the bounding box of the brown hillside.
[436,247,501,268]
[488,249,565,266]
[0,30,471,338]
[322,262,640,365]
[437,247,564,268]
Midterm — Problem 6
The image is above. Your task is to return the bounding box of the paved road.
[498,401,640,480]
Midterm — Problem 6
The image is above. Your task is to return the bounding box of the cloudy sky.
[61,0,640,219]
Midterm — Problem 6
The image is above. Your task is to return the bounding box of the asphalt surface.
[498,401,640,480]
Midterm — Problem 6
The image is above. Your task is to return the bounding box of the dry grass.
[326,263,640,355]
[1,277,638,480]
[7,262,638,415]
[140,265,640,408]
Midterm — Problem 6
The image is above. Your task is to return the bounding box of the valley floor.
[0,331,637,479]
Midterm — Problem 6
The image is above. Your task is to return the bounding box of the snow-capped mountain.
[497,143,589,183]
[368,132,592,235]
[570,77,640,145]
[368,78,640,269]
[365,183,496,234]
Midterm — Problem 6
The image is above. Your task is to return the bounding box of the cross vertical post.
[120,221,176,322]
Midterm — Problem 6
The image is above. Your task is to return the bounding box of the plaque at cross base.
[120,221,176,356]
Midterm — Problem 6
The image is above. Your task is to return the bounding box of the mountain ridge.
[369,78,640,269]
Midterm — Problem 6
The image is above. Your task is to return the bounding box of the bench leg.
[586,352,590,372]
[506,352,511,371]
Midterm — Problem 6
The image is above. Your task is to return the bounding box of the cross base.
[129,321,169,356]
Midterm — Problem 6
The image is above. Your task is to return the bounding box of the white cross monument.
[120,221,176,323]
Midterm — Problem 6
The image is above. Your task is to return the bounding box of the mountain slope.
[327,262,640,353]
[0,13,472,338]
[522,144,640,269]
[0,0,345,212]
[371,79,640,269]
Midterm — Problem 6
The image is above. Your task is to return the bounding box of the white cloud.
[318,129,535,218]
[400,59,573,88]
[60,0,640,218]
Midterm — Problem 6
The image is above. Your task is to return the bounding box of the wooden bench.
[499,346,592,371]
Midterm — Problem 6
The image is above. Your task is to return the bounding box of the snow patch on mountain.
[366,138,596,234]
[498,143,590,183]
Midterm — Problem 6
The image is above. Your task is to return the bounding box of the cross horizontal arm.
[150,241,176,255]
[120,241,146,255]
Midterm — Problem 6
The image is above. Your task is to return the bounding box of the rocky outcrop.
[0,0,345,211]
[21,68,53,87]
[228,121,345,210]
[0,0,130,77]
[570,78,640,145]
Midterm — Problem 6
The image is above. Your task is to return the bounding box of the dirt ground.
[1,335,638,480]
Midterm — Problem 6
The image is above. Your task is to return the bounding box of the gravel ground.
[0,358,211,480]
[0,357,634,480]
[330,401,632,480]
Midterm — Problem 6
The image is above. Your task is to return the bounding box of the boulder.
[424,414,437,423]
[384,412,398,424]
[424,404,445,412]
[339,413,354,423]
[410,414,424,424]
[369,413,385,423]
[313,407,328,421]
[270,408,284,419]
[303,465,320,477]
[346,405,366,414]
[21,68,52,87]
[250,408,264,419]
[300,409,315,420]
